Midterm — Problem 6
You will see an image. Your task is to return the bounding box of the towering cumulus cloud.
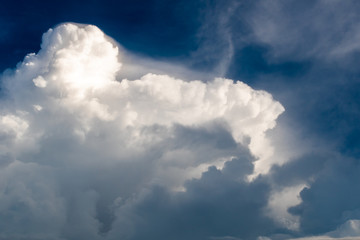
[0,23,284,239]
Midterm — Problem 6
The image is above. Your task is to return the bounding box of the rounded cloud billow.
[0,23,285,239]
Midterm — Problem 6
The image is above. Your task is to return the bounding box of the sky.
[1,1,360,240]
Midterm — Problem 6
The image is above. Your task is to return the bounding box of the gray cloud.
[108,157,277,240]
[288,155,360,235]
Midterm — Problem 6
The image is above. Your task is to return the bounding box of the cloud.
[0,23,285,239]
[290,237,360,240]
[108,160,276,240]
[1,2,360,239]
[218,6,360,236]
[288,154,360,236]
[289,219,360,240]
[328,219,360,238]
[245,0,360,62]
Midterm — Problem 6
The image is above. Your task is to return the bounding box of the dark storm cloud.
[109,158,280,240]
[288,155,360,235]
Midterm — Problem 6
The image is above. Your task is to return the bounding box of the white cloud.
[0,23,285,239]
[266,184,306,231]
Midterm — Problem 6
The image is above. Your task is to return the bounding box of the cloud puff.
[0,23,285,239]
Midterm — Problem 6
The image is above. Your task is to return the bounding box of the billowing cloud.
[0,23,285,239]
[2,1,360,239]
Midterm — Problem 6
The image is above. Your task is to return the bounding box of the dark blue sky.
[0,0,206,70]
[1,1,360,240]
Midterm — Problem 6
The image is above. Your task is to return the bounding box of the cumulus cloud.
[0,23,286,239]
